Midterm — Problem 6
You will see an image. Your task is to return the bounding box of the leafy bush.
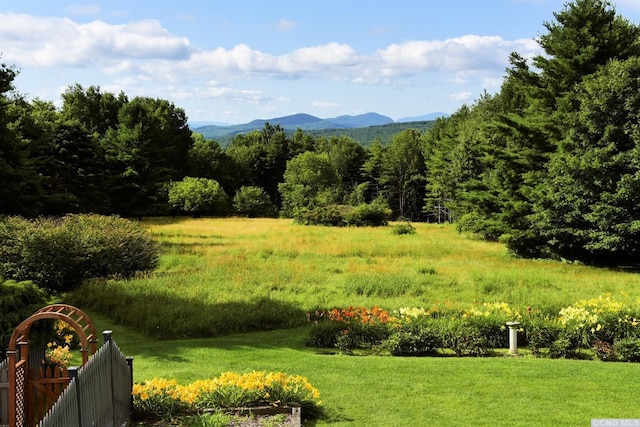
[613,338,640,362]
[548,330,581,359]
[557,295,640,348]
[392,222,416,235]
[336,322,391,354]
[345,201,392,226]
[0,280,48,358]
[232,186,276,218]
[464,316,509,349]
[64,215,160,280]
[442,321,490,357]
[0,217,85,293]
[0,215,159,293]
[524,318,563,356]
[456,213,506,241]
[305,321,346,348]
[168,177,229,217]
[385,320,441,356]
[297,201,392,227]
[296,204,351,226]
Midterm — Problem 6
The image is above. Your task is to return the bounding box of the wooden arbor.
[6,304,98,427]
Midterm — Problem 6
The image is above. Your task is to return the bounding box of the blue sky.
[1,1,639,124]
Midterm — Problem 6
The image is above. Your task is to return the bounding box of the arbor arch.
[7,304,98,427]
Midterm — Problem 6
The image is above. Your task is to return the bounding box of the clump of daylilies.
[132,371,321,420]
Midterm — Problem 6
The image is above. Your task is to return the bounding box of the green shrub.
[465,315,509,349]
[0,216,33,280]
[0,217,85,293]
[232,186,277,218]
[345,201,391,227]
[0,215,159,293]
[168,177,229,217]
[524,318,563,356]
[589,311,640,344]
[297,205,351,226]
[305,321,346,348]
[385,321,441,356]
[0,280,48,358]
[335,322,390,354]
[613,338,640,362]
[63,215,159,280]
[392,222,416,235]
[456,213,505,241]
[305,307,393,354]
[442,321,490,357]
[548,330,581,359]
[296,201,391,227]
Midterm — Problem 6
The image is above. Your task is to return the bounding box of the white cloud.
[1,12,542,116]
[276,19,298,32]
[0,13,540,84]
[373,36,538,77]
[450,92,472,101]
[0,14,192,67]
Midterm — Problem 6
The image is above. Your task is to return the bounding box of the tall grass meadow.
[69,218,640,339]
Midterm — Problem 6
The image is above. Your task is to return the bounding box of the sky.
[1,1,639,125]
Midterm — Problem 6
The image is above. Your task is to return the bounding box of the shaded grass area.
[88,312,640,427]
[69,218,640,339]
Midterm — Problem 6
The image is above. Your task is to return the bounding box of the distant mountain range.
[191,112,449,140]
[396,112,450,122]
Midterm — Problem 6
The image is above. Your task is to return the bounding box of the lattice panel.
[15,363,25,427]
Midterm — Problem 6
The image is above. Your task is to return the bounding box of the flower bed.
[131,371,321,424]
[306,294,640,361]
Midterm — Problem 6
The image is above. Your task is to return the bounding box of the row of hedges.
[306,296,640,362]
[0,214,159,294]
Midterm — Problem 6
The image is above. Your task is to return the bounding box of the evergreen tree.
[0,66,44,216]
[102,97,193,216]
[510,57,640,264]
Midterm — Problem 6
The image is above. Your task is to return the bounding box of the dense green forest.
[1,0,639,266]
[211,121,437,147]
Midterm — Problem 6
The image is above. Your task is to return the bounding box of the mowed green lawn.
[91,314,640,426]
[71,218,640,426]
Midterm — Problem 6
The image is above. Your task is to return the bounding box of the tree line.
[1,0,639,265]
[0,73,427,220]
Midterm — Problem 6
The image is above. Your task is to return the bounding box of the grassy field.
[69,218,640,425]
[72,218,640,339]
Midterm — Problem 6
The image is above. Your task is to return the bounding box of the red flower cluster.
[328,306,392,325]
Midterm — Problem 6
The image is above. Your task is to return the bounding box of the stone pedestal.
[506,321,521,356]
